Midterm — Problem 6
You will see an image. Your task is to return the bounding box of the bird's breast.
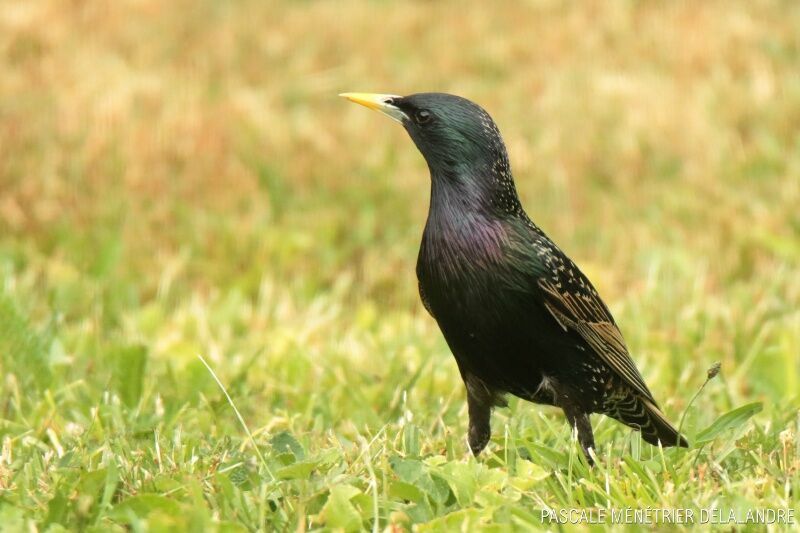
[416,214,515,320]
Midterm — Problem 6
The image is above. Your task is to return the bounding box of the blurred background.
[0,0,798,527]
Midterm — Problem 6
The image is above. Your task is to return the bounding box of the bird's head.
[340,92,511,182]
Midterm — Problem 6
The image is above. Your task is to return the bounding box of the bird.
[340,92,688,463]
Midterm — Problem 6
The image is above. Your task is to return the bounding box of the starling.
[340,92,688,462]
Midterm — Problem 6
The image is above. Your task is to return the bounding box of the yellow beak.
[339,92,407,123]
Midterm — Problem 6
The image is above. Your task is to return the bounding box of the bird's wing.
[537,276,658,405]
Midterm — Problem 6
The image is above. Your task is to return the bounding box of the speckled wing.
[537,276,659,406]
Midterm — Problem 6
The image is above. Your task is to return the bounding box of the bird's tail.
[607,396,689,448]
[640,398,688,447]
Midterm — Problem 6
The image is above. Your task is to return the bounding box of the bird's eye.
[415,110,432,124]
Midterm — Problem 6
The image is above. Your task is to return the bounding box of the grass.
[0,0,799,530]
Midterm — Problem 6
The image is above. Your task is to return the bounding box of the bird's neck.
[420,192,508,283]
[428,155,523,221]
[421,163,521,275]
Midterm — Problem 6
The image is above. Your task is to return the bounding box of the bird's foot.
[468,426,490,456]
[581,445,596,466]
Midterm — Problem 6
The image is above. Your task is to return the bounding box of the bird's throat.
[422,183,509,279]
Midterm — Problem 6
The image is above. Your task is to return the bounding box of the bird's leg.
[572,413,595,465]
[466,388,492,456]
[554,387,596,465]
[563,408,595,465]
[458,371,496,456]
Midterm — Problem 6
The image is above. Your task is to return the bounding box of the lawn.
[0,0,798,530]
